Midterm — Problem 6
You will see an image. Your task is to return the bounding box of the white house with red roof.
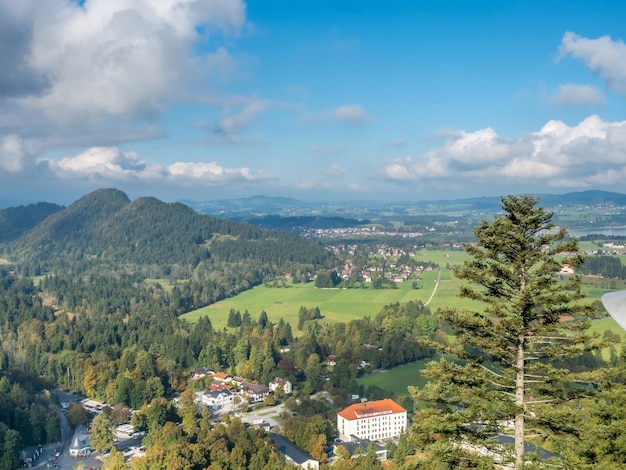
[337,399,407,442]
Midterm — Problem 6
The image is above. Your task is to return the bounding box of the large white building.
[337,399,407,442]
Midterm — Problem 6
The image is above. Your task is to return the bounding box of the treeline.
[0,266,440,447]
[0,371,60,470]
[581,255,626,279]
[0,202,63,243]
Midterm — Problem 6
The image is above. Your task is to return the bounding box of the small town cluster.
[53,367,407,470]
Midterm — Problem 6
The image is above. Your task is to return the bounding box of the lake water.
[567,227,626,237]
[601,290,626,331]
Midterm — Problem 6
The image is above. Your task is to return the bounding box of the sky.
[1,0,626,207]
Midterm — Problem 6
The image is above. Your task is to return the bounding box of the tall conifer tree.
[411,195,595,469]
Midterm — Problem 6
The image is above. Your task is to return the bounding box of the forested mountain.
[0,202,63,243]
[1,188,333,279]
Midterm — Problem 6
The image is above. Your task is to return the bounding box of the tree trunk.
[515,334,525,469]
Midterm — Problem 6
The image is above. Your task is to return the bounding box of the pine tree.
[411,195,595,469]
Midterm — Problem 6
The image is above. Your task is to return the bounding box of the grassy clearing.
[357,359,433,397]
[180,248,624,338]
[182,281,433,330]
[588,317,626,341]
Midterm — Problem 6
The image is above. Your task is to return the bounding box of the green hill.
[1,188,334,278]
[0,201,64,243]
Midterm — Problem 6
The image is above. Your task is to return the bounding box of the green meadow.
[181,247,625,338]
[182,280,433,330]
[181,249,472,329]
[357,359,433,397]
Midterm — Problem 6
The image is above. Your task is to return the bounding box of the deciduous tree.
[90,412,114,454]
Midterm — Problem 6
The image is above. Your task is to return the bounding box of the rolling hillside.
[0,188,334,277]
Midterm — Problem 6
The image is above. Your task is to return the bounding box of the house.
[201,389,234,409]
[269,377,293,395]
[337,399,407,442]
[190,367,212,380]
[241,382,270,403]
[326,355,338,366]
[211,371,231,383]
[209,383,232,392]
[270,433,319,470]
[231,376,246,387]
[69,425,91,457]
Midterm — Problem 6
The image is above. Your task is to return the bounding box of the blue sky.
[1,0,626,206]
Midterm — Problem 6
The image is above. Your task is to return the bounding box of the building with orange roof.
[211,371,230,382]
[337,399,407,442]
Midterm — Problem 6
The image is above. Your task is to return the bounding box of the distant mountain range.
[182,190,626,222]
[2,190,625,258]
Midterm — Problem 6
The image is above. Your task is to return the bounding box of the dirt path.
[424,269,441,306]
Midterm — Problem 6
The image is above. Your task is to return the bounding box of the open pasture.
[357,359,433,397]
[181,247,624,336]
[182,280,434,329]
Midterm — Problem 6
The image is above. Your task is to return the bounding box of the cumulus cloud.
[550,84,605,107]
[334,104,370,122]
[168,161,267,183]
[560,32,626,96]
[383,115,626,191]
[3,0,247,124]
[42,147,270,185]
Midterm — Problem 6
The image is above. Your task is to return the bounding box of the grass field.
[181,250,476,329]
[180,248,625,337]
[357,359,433,397]
[181,280,434,330]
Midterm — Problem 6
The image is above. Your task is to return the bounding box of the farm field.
[181,278,436,330]
[182,249,475,329]
[181,247,624,333]
[357,359,433,397]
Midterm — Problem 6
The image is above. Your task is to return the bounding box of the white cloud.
[167,161,267,183]
[215,98,271,135]
[42,146,270,186]
[550,84,605,107]
[334,104,370,122]
[0,134,28,173]
[7,0,247,124]
[45,147,163,180]
[559,32,626,96]
[383,115,626,190]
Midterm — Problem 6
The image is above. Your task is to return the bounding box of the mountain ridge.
[0,188,333,277]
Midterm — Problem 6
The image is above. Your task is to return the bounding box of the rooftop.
[337,399,406,421]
